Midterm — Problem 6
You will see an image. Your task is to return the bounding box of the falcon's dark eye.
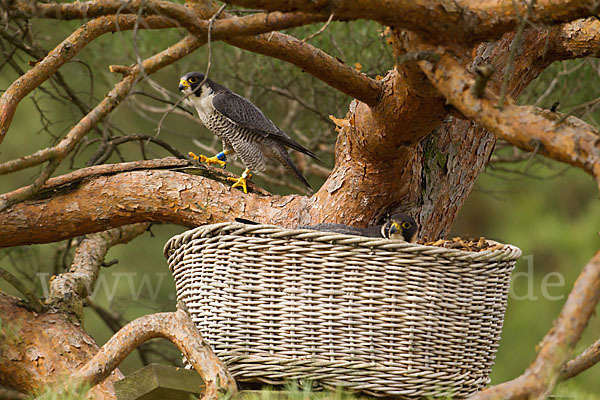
[189,77,198,83]
[402,221,411,230]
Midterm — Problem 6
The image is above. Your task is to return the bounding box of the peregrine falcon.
[235,213,418,242]
[300,213,418,242]
[179,72,321,193]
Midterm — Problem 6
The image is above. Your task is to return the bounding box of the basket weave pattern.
[164,223,521,398]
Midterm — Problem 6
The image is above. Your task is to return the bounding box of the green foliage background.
[0,17,599,397]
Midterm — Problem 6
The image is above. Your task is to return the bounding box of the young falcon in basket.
[179,72,321,193]
[235,213,418,242]
[301,213,418,242]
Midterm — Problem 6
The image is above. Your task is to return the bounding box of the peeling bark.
[0,169,288,248]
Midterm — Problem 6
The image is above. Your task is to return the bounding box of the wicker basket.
[164,222,521,398]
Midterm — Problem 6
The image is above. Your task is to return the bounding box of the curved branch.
[187,0,383,105]
[27,158,190,189]
[8,0,380,105]
[227,33,382,106]
[0,34,204,211]
[72,308,237,399]
[11,0,327,41]
[470,250,600,399]
[412,41,600,190]
[223,0,600,44]
[1,2,333,145]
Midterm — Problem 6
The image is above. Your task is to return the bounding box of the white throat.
[183,86,214,117]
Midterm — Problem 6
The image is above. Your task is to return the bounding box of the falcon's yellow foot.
[188,151,226,168]
[227,171,252,194]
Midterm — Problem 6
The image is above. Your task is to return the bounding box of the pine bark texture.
[0,292,123,399]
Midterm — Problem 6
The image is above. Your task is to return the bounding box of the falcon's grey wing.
[211,89,321,161]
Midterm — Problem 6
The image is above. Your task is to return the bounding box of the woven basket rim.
[163,222,522,262]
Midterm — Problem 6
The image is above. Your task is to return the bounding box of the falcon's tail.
[275,146,313,190]
[275,130,324,165]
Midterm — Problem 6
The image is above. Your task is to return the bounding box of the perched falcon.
[179,72,321,193]
[235,213,418,242]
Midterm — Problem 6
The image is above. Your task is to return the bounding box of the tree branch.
[11,0,328,42]
[470,250,600,399]
[222,0,600,44]
[45,224,150,318]
[412,41,600,191]
[71,308,237,400]
[547,17,600,60]
[8,0,380,105]
[0,168,289,248]
[0,268,44,314]
[227,32,382,106]
[559,336,600,381]
[186,0,383,106]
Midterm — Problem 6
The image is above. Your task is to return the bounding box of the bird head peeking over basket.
[236,212,418,242]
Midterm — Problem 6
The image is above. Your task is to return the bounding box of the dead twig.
[395,51,439,65]
[497,0,537,110]
[154,3,227,138]
[0,34,204,211]
[302,12,334,42]
[471,64,495,98]
[87,134,186,166]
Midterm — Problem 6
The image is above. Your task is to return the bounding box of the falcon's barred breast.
[178,72,322,193]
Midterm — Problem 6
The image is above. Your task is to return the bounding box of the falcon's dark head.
[383,213,418,242]
[179,71,207,96]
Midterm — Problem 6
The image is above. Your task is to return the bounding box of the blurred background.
[1,17,599,398]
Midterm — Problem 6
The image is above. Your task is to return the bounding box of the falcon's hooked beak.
[179,79,190,91]
[389,222,401,236]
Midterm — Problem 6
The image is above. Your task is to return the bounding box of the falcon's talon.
[227,175,251,194]
[192,153,227,168]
